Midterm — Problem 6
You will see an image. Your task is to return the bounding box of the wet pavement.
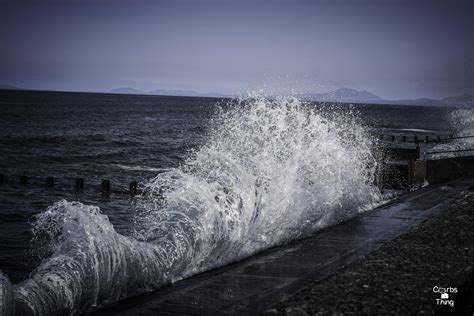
[94,178,474,316]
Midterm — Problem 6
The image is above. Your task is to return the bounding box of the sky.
[0,0,472,99]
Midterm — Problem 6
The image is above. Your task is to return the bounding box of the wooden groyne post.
[75,178,84,190]
[46,177,54,187]
[129,181,138,195]
[101,180,111,193]
[20,175,27,185]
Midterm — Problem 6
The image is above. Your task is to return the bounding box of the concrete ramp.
[95,178,474,316]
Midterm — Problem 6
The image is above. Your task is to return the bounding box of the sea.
[0,90,471,314]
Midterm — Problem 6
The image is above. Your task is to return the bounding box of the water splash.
[0,272,13,316]
[3,94,382,315]
[429,108,474,158]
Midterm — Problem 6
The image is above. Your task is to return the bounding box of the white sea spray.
[429,108,474,158]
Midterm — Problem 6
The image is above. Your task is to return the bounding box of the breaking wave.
[1,94,382,315]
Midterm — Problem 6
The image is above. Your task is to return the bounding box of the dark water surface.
[0,90,457,282]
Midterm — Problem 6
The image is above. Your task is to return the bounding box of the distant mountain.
[110,87,228,98]
[149,89,228,98]
[110,87,145,94]
[387,97,437,106]
[302,88,382,103]
[0,84,20,90]
[303,88,473,107]
[382,94,473,107]
[149,89,199,97]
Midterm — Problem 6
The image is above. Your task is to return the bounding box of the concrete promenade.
[94,178,474,315]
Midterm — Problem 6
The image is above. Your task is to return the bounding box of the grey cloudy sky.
[0,0,472,99]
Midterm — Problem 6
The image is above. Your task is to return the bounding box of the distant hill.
[303,88,382,103]
[110,87,145,94]
[149,89,199,97]
[0,84,20,90]
[303,88,473,107]
[382,94,473,107]
[149,89,227,98]
[110,87,228,98]
[4,84,468,107]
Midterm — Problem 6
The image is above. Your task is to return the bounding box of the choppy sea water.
[0,90,471,314]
